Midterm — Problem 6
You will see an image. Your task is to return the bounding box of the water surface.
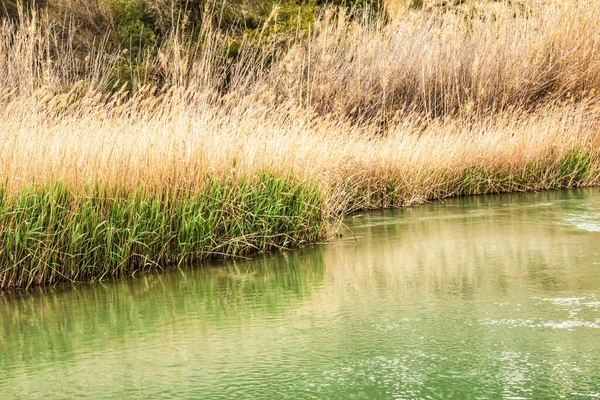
[1,189,600,399]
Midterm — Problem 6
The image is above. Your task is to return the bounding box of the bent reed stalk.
[1,1,600,289]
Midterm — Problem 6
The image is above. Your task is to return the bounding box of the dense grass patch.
[2,2,600,289]
[0,174,323,289]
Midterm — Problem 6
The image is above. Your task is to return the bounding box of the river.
[1,188,600,398]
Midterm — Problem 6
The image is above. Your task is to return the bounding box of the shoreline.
[1,173,598,290]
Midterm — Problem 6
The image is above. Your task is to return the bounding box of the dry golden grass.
[268,1,600,121]
[1,0,600,212]
[2,86,599,215]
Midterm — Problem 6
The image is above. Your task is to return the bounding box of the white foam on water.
[481,318,600,330]
[562,212,600,232]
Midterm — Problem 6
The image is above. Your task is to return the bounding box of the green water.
[1,189,600,399]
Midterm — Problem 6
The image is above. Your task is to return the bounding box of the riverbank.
[1,1,600,289]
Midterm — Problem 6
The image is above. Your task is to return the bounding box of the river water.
[1,189,600,399]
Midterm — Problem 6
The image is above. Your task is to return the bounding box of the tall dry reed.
[265,1,600,121]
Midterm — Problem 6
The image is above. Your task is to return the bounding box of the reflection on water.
[1,188,600,399]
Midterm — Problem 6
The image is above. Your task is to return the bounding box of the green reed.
[0,173,323,289]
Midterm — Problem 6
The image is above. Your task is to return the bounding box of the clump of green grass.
[0,173,323,289]
[557,149,594,188]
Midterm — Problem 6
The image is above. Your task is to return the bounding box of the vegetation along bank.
[1,0,600,288]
